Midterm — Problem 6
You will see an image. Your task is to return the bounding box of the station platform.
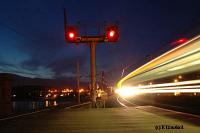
[0,105,200,133]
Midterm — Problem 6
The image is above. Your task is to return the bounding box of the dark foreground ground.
[0,97,200,133]
[125,95,200,115]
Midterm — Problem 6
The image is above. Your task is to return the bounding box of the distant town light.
[79,88,84,93]
[53,101,57,106]
[53,94,57,98]
[178,75,182,79]
[174,79,178,83]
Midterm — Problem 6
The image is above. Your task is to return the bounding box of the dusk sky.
[0,0,200,84]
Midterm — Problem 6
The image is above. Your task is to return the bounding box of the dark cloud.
[47,55,87,78]
[21,53,87,78]
[21,58,42,71]
[0,62,17,74]
[0,61,41,78]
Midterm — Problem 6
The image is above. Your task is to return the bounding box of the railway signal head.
[66,26,78,42]
[105,25,119,42]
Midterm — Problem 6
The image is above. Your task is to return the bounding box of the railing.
[0,100,77,119]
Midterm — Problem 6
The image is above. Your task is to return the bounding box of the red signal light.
[66,26,78,42]
[171,38,188,46]
[69,32,75,38]
[105,25,119,42]
[109,30,115,37]
[177,38,188,43]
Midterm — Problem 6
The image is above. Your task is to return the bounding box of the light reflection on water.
[53,101,57,106]
[12,100,58,113]
[45,100,49,107]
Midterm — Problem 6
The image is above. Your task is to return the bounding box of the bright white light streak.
[115,87,138,97]
[115,87,200,97]
[128,79,200,89]
[151,85,200,90]
[167,66,187,71]
[115,80,200,97]
[150,89,200,93]
[189,59,200,65]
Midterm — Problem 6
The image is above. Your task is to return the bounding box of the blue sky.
[0,0,200,84]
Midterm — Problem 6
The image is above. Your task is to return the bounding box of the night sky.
[0,0,200,84]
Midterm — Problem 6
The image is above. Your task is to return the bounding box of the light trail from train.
[115,79,200,98]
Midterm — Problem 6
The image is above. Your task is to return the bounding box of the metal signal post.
[64,8,119,107]
[90,42,97,107]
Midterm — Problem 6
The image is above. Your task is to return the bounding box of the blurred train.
[117,35,200,96]
[116,35,200,114]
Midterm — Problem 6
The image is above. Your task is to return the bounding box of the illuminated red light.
[105,25,119,42]
[171,38,188,46]
[65,26,78,42]
[109,30,115,37]
[69,32,75,39]
[177,38,187,43]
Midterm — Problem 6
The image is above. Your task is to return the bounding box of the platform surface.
[0,106,200,133]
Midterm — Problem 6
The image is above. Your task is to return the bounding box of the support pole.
[76,60,80,104]
[101,71,105,90]
[90,42,97,107]
[0,74,12,116]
